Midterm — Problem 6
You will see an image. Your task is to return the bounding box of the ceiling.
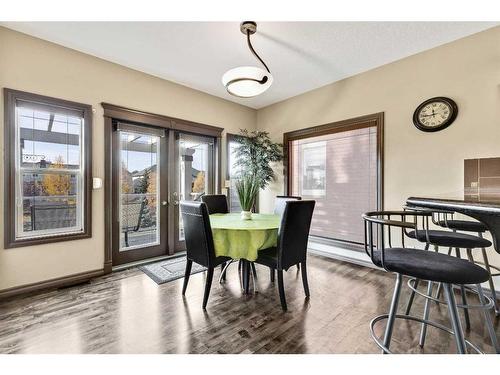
[2,22,498,109]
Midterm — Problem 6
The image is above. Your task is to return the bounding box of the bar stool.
[436,216,500,315]
[363,210,499,354]
[403,209,492,332]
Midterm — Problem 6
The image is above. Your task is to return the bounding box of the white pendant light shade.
[222,66,273,98]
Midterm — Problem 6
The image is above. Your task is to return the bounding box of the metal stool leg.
[435,247,452,300]
[476,235,500,315]
[419,281,434,347]
[383,273,403,354]
[455,248,471,330]
[482,249,500,315]
[443,283,467,354]
[405,279,419,315]
[477,283,500,353]
[405,243,430,315]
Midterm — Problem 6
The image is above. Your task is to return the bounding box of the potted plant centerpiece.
[232,130,283,220]
[235,174,260,220]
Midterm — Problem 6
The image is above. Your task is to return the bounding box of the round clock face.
[413,97,458,132]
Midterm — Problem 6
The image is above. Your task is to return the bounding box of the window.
[226,133,242,212]
[285,113,383,247]
[4,89,92,248]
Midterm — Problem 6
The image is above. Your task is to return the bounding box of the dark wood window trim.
[283,112,384,251]
[4,88,93,248]
[101,103,223,138]
[102,103,223,272]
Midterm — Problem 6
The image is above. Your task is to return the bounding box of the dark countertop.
[406,196,500,252]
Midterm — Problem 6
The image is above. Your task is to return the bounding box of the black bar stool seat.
[437,220,487,233]
[372,248,489,285]
[407,230,491,248]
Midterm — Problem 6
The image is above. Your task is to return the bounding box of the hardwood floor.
[0,254,498,354]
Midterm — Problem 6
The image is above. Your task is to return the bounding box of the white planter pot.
[241,211,252,220]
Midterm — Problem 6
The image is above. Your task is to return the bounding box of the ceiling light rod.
[241,21,271,74]
[222,21,273,98]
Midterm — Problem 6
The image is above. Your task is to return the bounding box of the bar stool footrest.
[407,278,494,310]
[370,314,483,354]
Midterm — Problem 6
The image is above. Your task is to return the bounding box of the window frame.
[4,88,93,248]
[283,112,384,251]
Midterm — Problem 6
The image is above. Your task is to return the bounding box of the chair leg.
[419,281,433,347]
[182,259,193,295]
[219,260,235,284]
[474,248,500,316]
[443,283,467,354]
[455,248,471,330]
[301,262,310,297]
[277,270,287,311]
[251,262,258,279]
[220,262,227,282]
[270,268,275,283]
[297,264,300,271]
[476,283,500,353]
[202,267,214,310]
[383,273,403,353]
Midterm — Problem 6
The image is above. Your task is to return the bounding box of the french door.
[111,122,217,266]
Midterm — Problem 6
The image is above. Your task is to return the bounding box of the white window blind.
[290,126,378,244]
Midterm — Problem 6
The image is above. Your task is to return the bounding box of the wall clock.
[413,97,458,132]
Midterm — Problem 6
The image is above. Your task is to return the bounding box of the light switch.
[93,177,103,189]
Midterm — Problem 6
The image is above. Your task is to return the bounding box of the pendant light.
[222,21,273,98]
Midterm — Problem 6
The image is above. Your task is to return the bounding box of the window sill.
[5,231,92,249]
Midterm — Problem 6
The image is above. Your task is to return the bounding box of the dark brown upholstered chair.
[255,200,315,311]
[180,201,231,309]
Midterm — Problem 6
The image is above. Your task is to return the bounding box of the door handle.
[161,201,168,206]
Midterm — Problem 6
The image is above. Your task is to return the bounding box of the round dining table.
[209,213,281,294]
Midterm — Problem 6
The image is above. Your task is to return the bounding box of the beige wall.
[0,27,256,290]
[257,26,500,266]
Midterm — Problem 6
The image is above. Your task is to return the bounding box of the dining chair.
[200,194,232,281]
[273,195,302,273]
[180,201,232,309]
[273,195,302,217]
[201,194,229,214]
[254,200,315,311]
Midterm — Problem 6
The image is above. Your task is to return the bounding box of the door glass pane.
[119,131,160,250]
[178,134,214,241]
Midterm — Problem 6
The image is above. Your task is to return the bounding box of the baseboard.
[0,268,104,300]
[103,261,113,274]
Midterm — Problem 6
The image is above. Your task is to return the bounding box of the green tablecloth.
[209,213,280,261]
